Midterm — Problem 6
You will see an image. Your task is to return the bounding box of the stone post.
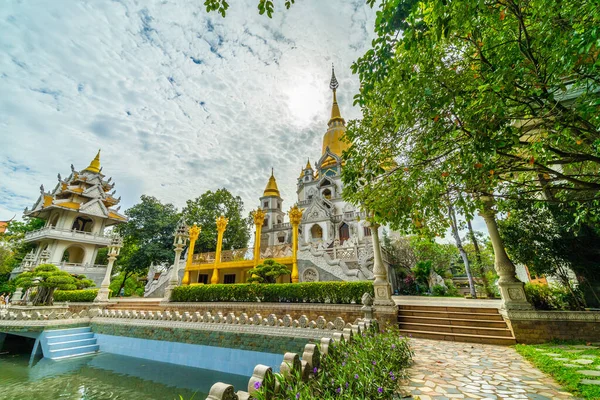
[252,208,266,267]
[94,233,123,303]
[22,250,36,271]
[211,215,228,285]
[479,196,532,310]
[163,219,189,301]
[182,223,201,285]
[288,205,303,283]
[369,221,394,306]
[38,249,50,265]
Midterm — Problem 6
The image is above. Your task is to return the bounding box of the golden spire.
[263,168,280,197]
[305,158,312,170]
[321,65,349,161]
[329,64,343,123]
[84,150,101,173]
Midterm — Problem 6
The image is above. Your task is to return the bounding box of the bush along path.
[516,342,600,399]
[204,322,413,400]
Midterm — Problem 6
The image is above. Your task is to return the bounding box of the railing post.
[182,224,201,286]
[252,208,266,268]
[288,205,303,283]
[212,215,228,284]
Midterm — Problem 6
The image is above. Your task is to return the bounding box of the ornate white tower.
[16,150,128,286]
[259,169,287,247]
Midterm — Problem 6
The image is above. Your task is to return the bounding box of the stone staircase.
[397,305,516,345]
[44,326,99,360]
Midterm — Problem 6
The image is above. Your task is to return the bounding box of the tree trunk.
[117,271,131,298]
[448,205,477,298]
[467,218,492,297]
[32,286,55,306]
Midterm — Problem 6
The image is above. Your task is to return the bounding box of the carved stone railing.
[260,244,293,259]
[24,226,112,245]
[271,222,291,230]
[0,309,91,321]
[204,319,377,400]
[221,248,252,263]
[193,251,216,263]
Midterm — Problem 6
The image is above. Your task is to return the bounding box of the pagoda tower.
[16,150,128,286]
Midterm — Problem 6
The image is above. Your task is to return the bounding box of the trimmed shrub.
[54,289,99,302]
[431,284,447,296]
[171,281,374,304]
[524,283,585,311]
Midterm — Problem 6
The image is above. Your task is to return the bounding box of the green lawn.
[515,342,600,400]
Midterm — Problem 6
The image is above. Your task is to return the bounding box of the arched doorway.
[72,216,93,232]
[310,224,323,241]
[339,223,350,244]
[62,246,85,264]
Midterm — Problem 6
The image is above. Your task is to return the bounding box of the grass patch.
[515,342,600,399]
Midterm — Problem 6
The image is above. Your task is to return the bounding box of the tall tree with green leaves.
[182,188,251,254]
[114,195,181,296]
[0,217,45,274]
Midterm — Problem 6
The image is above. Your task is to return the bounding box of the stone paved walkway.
[401,338,574,400]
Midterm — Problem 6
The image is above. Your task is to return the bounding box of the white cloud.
[0,0,375,222]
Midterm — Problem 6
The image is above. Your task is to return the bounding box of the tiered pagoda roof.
[24,150,127,225]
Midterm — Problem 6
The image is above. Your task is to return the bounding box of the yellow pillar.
[252,208,266,267]
[212,215,228,284]
[182,223,201,285]
[288,205,303,283]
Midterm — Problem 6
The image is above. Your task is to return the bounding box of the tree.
[14,264,94,306]
[246,259,290,284]
[182,188,251,253]
[448,204,476,298]
[0,217,45,274]
[115,195,181,296]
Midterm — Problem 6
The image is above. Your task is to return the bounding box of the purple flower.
[391,344,396,349]
[336,387,341,394]
[354,374,359,379]
[378,387,383,393]
[296,393,300,399]
[253,381,261,390]
[372,361,377,365]
[313,367,318,374]
[389,371,395,377]
[345,382,349,389]
[342,362,346,366]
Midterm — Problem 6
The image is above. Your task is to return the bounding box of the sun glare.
[286,77,325,127]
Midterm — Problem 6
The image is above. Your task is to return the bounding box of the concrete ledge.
[504,310,600,343]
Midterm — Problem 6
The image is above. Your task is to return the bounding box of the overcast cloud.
[0,0,375,221]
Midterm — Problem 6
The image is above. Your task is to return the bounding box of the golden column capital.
[216,215,229,232]
[188,223,201,241]
[288,204,303,226]
[252,208,266,226]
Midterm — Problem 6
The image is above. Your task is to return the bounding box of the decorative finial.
[107,177,112,183]
[71,164,75,173]
[39,184,45,194]
[57,173,62,181]
[115,206,121,212]
[330,64,339,91]
[271,167,274,177]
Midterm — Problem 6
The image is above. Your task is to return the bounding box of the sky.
[0,0,375,222]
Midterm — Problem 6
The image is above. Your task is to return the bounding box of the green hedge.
[53,289,99,302]
[171,281,374,304]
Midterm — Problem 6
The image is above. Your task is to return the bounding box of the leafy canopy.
[246,258,290,284]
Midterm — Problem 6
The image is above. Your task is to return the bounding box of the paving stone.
[563,350,584,354]
[572,345,598,349]
[573,359,594,365]
[580,379,600,385]
[580,355,596,359]
[577,370,600,377]
[563,364,580,368]
[552,357,570,362]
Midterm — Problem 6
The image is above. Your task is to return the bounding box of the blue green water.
[0,352,249,400]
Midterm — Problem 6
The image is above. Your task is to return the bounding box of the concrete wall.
[505,310,600,344]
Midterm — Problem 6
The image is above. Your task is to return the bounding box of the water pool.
[0,351,249,400]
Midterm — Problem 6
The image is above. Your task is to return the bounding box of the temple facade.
[11,151,127,286]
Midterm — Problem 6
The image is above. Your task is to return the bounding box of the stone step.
[49,344,100,359]
[45,326,91,336]
[47,338,97,350]
[398,304,501,314]
[397,309,505,321]
[46,332,95,343]
[51,351,99,361]
[397,315,508,329]
[398,329,516,346]
[398,322,514,337]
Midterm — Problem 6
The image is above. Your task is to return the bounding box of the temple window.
[224,274,236,284]
[62,245,85,264]
[198,274,209,284]
[310,224,323,240]
[339,223,350,244]
[363,226,372,237]
[278,234,285,243]
[263,201,269,209]
[322,188,332,199]
[72,216,93,232]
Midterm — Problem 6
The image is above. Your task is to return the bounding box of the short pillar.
[369,221,394,306]
[480,196,532,310]
[94,234,123,303]
[163,219,189,301]
[182,223,201,285]
[211,215,228,285]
